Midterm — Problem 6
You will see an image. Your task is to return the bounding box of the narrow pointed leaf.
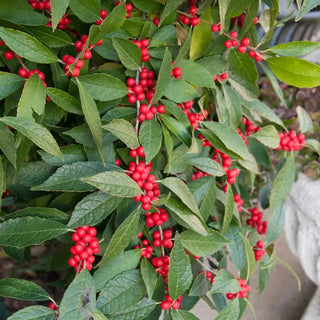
[141,258,158,299]
[0,71,24,100]
[209,270,241,294]
[7,306,56,320]
[240,234,256,280]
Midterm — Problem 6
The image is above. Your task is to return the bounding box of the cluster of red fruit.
[247,207,268,235]
[242,117,261,136]
[211,22,222,33]
[253,240,266,261]
[171,65,182,79]
[18,68,47,87]
[138,104,165,123]
[47,14,70,29]
[226,278,251,299]
[160,292,183,310]
[68,226,100,272]
[145,209,169,228]
[234,193,244,213]
[151,255,170,279]
[132,38,150,62]
[199,270,215,284]
[127,67,155,104]
[198,134,212,147]
[115,1,133,18]
[28,0,51,10]
[152,228,173,249]
[95,9,108,25]
[177,100,208,130]
[178,10,200,26]
[134,235,154,259]
[191,170,210,181]
[212,72,228,82]
[213,149,239,185]
[277,131,305,151]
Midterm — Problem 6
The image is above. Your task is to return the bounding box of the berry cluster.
[127,67,155,104]
[95,9,108,25]
[145,209,169,228]
[68,226,100,272]
[211,22,222,33]
[138,103,165,123]
[213,149,239,185]
[28,0,51,10]
[198,134,212,147]
[152,228,172,249]
[199,270,215,284]
[277,131,305,151]
[177,100,208,130]
[132,39,150,62]
[242,117,260,136]
[213,72,228,82]
[253,240,266,261]
[134,236,154,259]
[46,14,70,29]
[115,2,133,18]
[247,207,268,235]
[151,255,170,279]
[234,193,244,213]
[171,65,182,79]
[160,293,183,310]
[191,170,210,181]
[18,68,47,87]
[226,278,251,299]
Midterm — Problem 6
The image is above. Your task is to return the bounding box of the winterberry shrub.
[0,0,319,319]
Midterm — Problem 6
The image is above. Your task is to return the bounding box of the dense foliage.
[0,0,320,319]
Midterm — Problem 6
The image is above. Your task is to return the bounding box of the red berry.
[4,51,14,60]
[189,6,198,15]
[141,39,149,48]
[100,9,108,19]
[238,46,246,53]
[224,40,232,48]
[191,17,200,26]
[241,38,250,46]
[211,24,219,32]
[161,301,171,310]
[83,50,92,60]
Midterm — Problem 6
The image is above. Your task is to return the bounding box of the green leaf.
[141,258,158,299]
[200,177,216,220]
[5,207,68,223]
[94,250,141,291]
[269,41,320,56]
[0,217,69,248]
[46,88,82,115]
[99,209,140,266]
[96,270,145,314]
[17,74,46,117]
[297,106,313,133]
[277,257,301,291]
[250,125,280,148]
[78,73,128,102]
[159,0,184,26]
[132,0,162,13]
[222,85,242,130]
[152,47,172,103]
[215,299,239,320]
[219,0,231,31]
[266,57,320,88]
[161,100,189,127]
[164,78,200,103]
[176,60,214,88]
[224,223,246,270]
[92,310,108,320]
[67,191,122,228]
[0,278,49,301]
[197,56,227,76]
[240,234,256,280]
[0,71,24,100]
[59,269,96,320]
[171,309,200,320]
[77,80,103,160]
[51,0,69,30]
[168,233,193,300]
[69,0,99,23]
[103,119,139,149]
[0,117,62,159]
[226,0,253,18]
[189,273,212,297]
[81,171,141,197]
[139,118,162,163]
[32,162,116,192]
[184,157,225,176]
[112,37,141,70]
[7,306,56,320]
[267,203,285,244]
[260,62,287,108]
[0,157,4,210]
[88,3,127,45]
[161,177,200,216]
[160,113,191,146]
[165,198,209,236]
[180,230,229,257]
[269,157,295,217]
[222,187,234,235]
[0,27,58,63]
[190,8,213,61]
[108,298,156,320]
[209,270,241,294]
[0,123,16,168]
[305,138,320,155]
[296,0,320,21]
